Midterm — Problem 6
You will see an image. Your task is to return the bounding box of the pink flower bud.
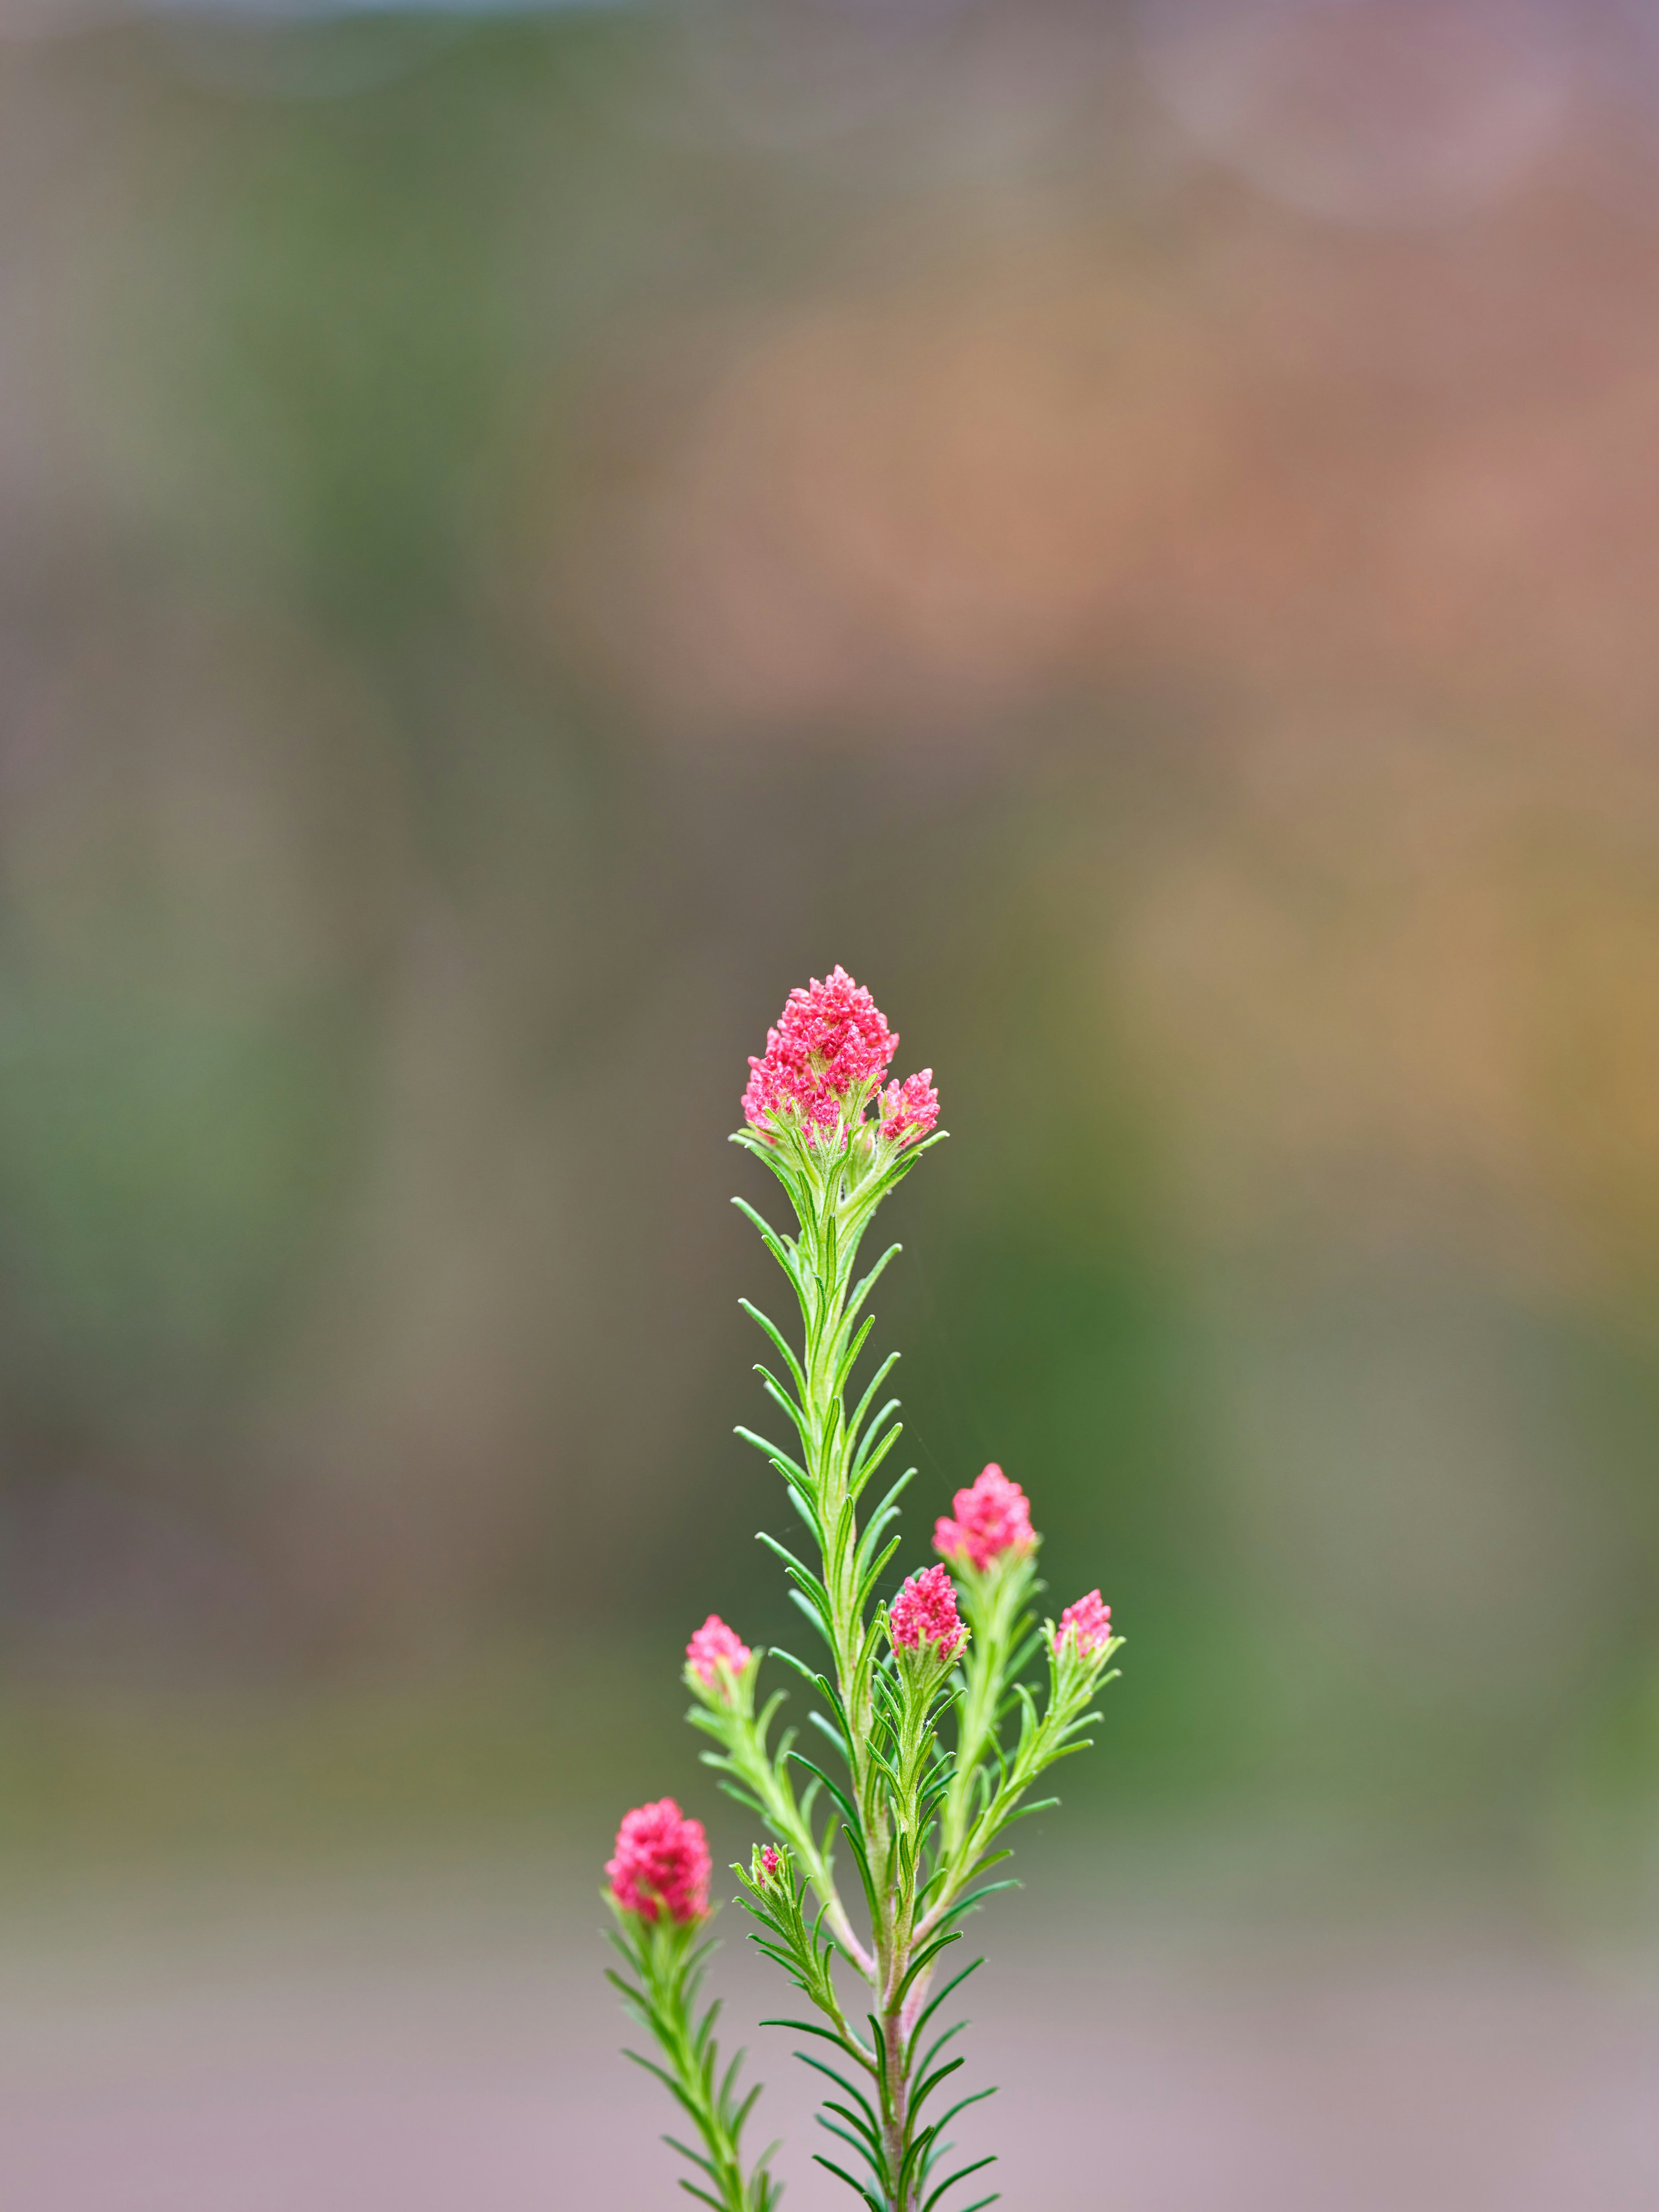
[759,1844,782,1883]
[1053,1590,1112,1660]
[606,1798,712,1925]
[933,1463,1036,1573]
[742,967,939,1149]
[878,1069,939,1147]
[889,1563,968,1659]
[686,1614,752,1691]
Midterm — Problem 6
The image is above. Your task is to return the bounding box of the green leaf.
[916,1771,954,1827]
[909,2055,966,2116]
[734,1427,810,1485]
[912,2017,969,2085]
[845,1240,902,1326]
[730,1195,798,1275]
[930,1880,1021,1934]
[788,1589,836,1645]
[894,1929,963,2003]
[851,1421,903,1489]
[760,2018,868,2053]
[922,2155,998,2210]
[830,1309,877,1399]
[662,2134,719,2179]
[907,1957,985,2049]
[737,1298,808,1399]
[931,2086,998,2135]
[816,2117,884,2182]
[807,1709,852,1761]
[754,1531,830,1601]
[852,1533,903,1616]
[818,2104,886,2162]
[845,1355,901,1457]
[852,1466,915,1577]
[792,2051,883,2116]
[758,1369,809,1437]
[785,1755,865,1845]
[811,2154,884,2211]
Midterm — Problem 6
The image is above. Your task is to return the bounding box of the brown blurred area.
[1,1,1658,2205]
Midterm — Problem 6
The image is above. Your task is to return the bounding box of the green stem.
[785,1139,934,2205]
[608,1912,779,2212]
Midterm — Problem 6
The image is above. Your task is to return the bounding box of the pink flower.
[934,1464,1036,1573]
[759,1844,782,1883]
[889,1563,967,1659]
[742,966,898,1143]
[1054,1590,1112,1660]
[686,1614,752,1690]
[878,1069,939,1147]
[607,1798,712,1925]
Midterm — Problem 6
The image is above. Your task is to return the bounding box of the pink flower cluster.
[742,967,938,1149]
[1054,1590,1112,1660]
[934,1464,1036,1573]
[758,1844,782,1882]
[889,1563,967,1658]
[607,1798,712,1925]
[686,1614,751,1689]
[879,1069,939,1148]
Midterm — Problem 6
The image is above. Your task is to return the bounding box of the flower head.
[606,1798,711,1925]
[758,1844,782,1883]
[878,1069,939,1148]
[889,1563,968,1659]
[1053,1590,1113,1661]
[686,1614,752,1692]
[934,1463,1036,1573]
[741,966,899,1144]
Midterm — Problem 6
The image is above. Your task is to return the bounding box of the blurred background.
[2,0,1659,2205]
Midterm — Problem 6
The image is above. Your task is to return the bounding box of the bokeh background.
[3,0,1659,2206]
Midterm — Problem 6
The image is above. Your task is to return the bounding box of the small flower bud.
[754,1842,783,1887]
[878,1069,939,1147]
[606,1798,712,1925]
[889,1563,968,1660]
[1053,1590,1112,1661]
[686,1614,752,1698]
[933,1464,1036,1573]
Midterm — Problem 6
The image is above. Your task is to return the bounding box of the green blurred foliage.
[0,4,1653,1929]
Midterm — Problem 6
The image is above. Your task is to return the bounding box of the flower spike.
[742,965,898,1143]
[686,1613,753,1696]
[878,1069,940,1147]
[605,1798,711,1925]
[890,1562,969,1659]
[1053,1590,1113,1660]
[934,1464,1036,1573]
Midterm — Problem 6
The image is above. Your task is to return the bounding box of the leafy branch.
[605,1901,782,2212]
[716,1088,1122,2210]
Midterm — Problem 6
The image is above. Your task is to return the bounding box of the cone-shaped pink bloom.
[759,1844,782,1882]
[686,1614,751,1688]
[879,1069,939,1147]
[607,1798,712,1924]
[742,966,899,1143]
[889,1563,967,1658]
[1054,1590,1113,1660]
[934,1464,1036,1572]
